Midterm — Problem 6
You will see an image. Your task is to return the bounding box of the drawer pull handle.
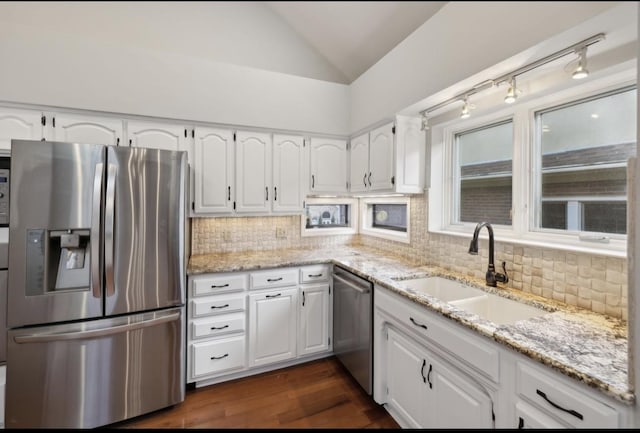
[420,359,426,383]
[210,325,229,331]
[267,277,283,282]
[410,317,427,330]
[266,293,281,298]
[536,389,583,420]
[210,353,229,360]
[210,304,229,309]
[308,273,323,278]
[426,364,433,389]
[211,283,229,288]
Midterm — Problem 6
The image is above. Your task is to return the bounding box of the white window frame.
[429,68,636,258]
[301,197,359,237]
[359,196,410,244]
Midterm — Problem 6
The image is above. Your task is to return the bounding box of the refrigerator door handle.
[104,163,117,297]
[91,162,104,298]
[13,311,181,344]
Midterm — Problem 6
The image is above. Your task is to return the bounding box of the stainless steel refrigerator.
[5,139,187,428]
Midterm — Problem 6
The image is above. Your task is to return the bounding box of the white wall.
[0,2,350,135]
[349,1,622,133]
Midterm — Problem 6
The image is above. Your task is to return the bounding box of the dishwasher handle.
[332,273,371,294]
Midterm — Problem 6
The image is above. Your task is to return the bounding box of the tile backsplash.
[191,193,628,320]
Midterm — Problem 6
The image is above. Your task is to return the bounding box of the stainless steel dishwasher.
[332,265,373,395]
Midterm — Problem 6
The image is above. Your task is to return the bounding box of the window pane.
[305,204,350,229]
[372,204,407,232]
[538,87,636,234]
[456,121,513,225]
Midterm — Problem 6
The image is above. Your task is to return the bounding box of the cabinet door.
[431,359,494,428]
[272,134,305,213]
[309,137,347,193]
[349,132,369,193]
[53,113,123,146]
[249,287,297,367]
[394,115,425,193]
[368,123,395,191]
[386,328,429,428]
[236,130,271,213]
[298,283,330,356]
[127,120,189,152]
[193,127,234,214]
[0,107,43,151]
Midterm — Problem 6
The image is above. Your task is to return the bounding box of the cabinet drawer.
[375,286,500,382]
[517,362,619,428]
[191,313,245,339]
[190,293,246,318]
[192,335,246,377]
[300,264,330,283]
[192,273,247,297]
[250,268,298,290]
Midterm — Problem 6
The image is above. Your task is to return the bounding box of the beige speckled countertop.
[188,244,632,404]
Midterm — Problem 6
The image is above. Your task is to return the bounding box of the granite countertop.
[188,245,632,404]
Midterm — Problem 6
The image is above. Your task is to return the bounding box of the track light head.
[504,77,518,104]
[420,113,429,131]
[572,47,589,79]
[460,97,471,119]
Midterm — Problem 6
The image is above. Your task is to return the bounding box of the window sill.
[360,227,410,244]
[429,227,627,258]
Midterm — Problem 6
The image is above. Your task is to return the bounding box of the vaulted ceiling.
[266,1,448,83]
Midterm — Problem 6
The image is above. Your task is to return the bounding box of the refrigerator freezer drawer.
[5,307,185,429]
[191,335,246,378]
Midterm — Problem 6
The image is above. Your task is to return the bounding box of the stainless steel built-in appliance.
[332,265,373,395]
[0,155,9,365]
[5,139,187,428]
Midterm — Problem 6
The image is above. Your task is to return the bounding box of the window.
[535,86,636,236]
[301,197,358,237]
[455,120,513,226]
[360,196,410,243]
[429,69,636,256]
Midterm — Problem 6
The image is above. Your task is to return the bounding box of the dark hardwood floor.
[110,356,400,429]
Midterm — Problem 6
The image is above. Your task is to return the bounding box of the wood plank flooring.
[110,356,400,429]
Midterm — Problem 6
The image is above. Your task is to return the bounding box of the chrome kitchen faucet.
[468,222,509,287]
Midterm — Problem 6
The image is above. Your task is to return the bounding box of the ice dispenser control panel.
[0,157,9,227]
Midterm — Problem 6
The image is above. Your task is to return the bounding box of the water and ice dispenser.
[25,228,91,295]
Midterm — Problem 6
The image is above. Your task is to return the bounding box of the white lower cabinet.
[374,285,633,429]
[298,282,330,356]
[385,326,493,429]
[187,265,332,386]
[249,287,298,366]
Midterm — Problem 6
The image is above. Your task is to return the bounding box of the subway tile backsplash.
[191,194,628,320]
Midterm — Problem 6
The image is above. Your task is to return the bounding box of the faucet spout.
[469,222,508,287]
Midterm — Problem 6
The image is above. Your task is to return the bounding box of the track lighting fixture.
[504,76,518,104]
[571,46,589,79]
[417,33,603,125]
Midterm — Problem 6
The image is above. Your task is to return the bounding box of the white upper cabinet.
[349,123,395,193]
[272,134,305,213]
[309,137,348,193]
[126,120,190,153]
[0,107,44,151]
[235,130,272,213]
[369,123,395,191]
[349,132,369,193]
[349,118,423,194]
[194,127,235,214]
[52,113,123,146]
[394,115,425,194]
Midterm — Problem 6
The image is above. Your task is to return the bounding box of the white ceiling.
[266,1,448,84]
